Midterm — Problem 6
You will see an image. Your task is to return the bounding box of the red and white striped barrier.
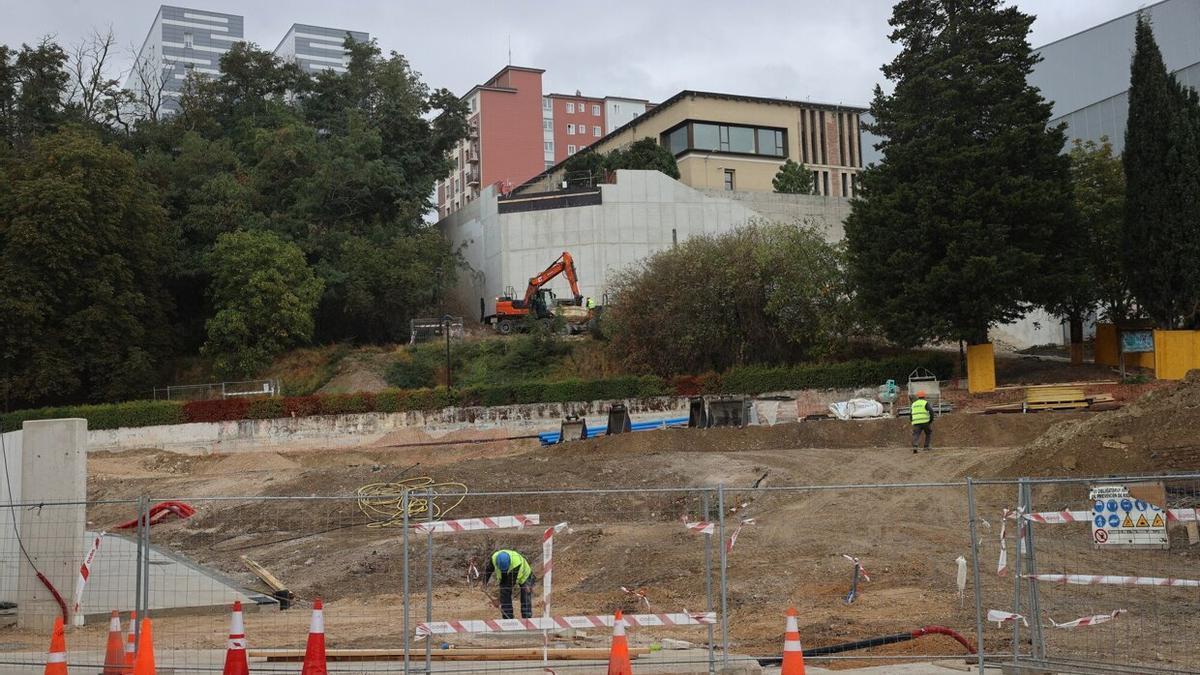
[997,510,1012,576]
[726,519,755,553]
[841,554,871,582]
[1024,574,1200,588]
[71,532,104,624]
[1049,609,1125,629]
[986,609,1027,627]
[416,612,717,637]
[413,514,539,534]
[542,522,569,617]
[1022,508,1199,524]
[683,520,714,535]
[620,586,651,609]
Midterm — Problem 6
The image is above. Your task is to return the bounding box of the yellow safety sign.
[1152,513,1165,528]
[1136,514,1149,528]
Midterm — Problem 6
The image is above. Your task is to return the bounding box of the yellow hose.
[356,477,468,527]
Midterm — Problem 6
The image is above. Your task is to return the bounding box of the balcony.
[467,121,480,139]
[468,144,480,163]
[467,168,480,185]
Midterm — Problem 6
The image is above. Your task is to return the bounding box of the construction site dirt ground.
[10,377,1200,672]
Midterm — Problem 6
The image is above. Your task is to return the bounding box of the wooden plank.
[995,380,1118,392]
[240,556,288,593]
[250,647,649,663]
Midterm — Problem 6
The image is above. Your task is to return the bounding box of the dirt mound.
[1005,372,1200,476]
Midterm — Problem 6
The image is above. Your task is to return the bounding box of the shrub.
[246,397,285,419]
[320,392,374,415]
[283,395,322,417]
[721,353,954,394]
[183,398,250,423]
[1,400,187,432]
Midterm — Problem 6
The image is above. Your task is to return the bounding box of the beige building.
[516,90,866,198]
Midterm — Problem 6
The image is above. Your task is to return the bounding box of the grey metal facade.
[126,5,245,115]
[273,24,369,75]
[1030,0,1200,153]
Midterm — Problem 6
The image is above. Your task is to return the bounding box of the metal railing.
[151,379,280,401]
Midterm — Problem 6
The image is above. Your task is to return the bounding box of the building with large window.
[273,24,369,75]
[1029,0,1200,154]
[126,5,244,115]
[520,90,866,198]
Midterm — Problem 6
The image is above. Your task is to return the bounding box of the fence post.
[1019,479,1045,661]
[966,479,986,674]
[134,496,145,648]
[1010,483,1024,663]
[403,489,410,675]
[425,488,434,675]
[718,484,729,669]
[703,490,715,675]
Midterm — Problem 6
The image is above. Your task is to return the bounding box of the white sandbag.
[828,398,885,420]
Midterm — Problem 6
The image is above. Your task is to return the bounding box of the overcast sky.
[0,0,1154,106]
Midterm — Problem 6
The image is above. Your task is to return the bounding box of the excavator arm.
[522,252,583,306]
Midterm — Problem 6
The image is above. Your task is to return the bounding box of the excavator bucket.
[688,396,707,428]
[707,396,750,428]
[606,404,632,435]
[558,416,587,443]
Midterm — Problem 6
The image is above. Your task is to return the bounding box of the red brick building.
[437,66,650,218]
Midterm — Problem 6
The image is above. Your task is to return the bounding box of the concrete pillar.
[17,418,87,632]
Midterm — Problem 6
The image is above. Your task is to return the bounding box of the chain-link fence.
[2,474,1199,673]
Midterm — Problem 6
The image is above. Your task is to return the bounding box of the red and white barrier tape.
[413,514,539,534]
[726,518,755,553]
[416,612,717,637]
[1049,609,1125,629]
[986,609,1028,627]
[466,559,480,586]
[1022,508,1199,524]
[620,586,651,609]
[1024,574,1200,588]
[841,554,871,582]
[683,520,714,535]
[71,532,104,622]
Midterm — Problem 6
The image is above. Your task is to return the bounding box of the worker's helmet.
[917,391,926,398]
[496,551,511,572]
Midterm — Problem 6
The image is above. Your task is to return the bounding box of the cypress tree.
[845,0,1074,347]
[1123,15,1200,328]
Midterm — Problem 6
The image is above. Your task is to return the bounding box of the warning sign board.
[1089,485,1169,549]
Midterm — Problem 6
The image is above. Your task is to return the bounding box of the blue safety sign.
[1094,501,1105,512]
[1108,514,1120,527]
[1107,500,1118,512]
[1135,500,1148,511]
[1120,499,1133,512]
[1094,515,1107,528]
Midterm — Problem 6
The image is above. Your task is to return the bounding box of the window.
[184,32,194,48]
[613,103,621,113]
[544,141,553,153]
[543,97,551,110]
[567,144,577,154]
[723,169,735,191]
[592,104,600,116]
[662,121,788,158]
[823,171,829,196]
[567,124,575,135]
[544,120,553,131]
[593,125,601,137]
[841,173,849,197]
[566,102,575,113]
[546,161,555,170]
[812,171,820,194]
[578,100,584,111]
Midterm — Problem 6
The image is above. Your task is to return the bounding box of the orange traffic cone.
[132,617,156,675]
[781,607,806,675]
[124,611,138,668]
[301,598,327,675]
[222,600,249,675]
[607,610,632,675]
[102,609,128,674]
[43,615,68,675]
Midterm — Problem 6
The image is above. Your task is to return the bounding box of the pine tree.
[844,0,1075,347]
[1123,15,1200,328]
[773,159,816,194]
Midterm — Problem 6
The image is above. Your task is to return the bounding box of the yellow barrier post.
[1154,330,1200,380]
[1094,324,1118,366]
[966,342,996,394]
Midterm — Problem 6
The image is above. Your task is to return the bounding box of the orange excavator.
[487,252,586,334]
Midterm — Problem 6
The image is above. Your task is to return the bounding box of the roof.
[514,89,868,192]
[460,65,545,100]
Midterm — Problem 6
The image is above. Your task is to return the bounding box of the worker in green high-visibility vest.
[910,391,932,453]
[481,549,536,619]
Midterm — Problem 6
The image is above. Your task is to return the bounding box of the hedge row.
[1,354,955,431]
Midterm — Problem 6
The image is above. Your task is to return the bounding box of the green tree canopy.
[0,128,173,406]
[845,0,1075,347]
[772,159,816,194]
[202,230,323,378]
[1122,15,1200,328]
[562,137,680,188]
[605,222,854,376]
[1068,138,1128,322]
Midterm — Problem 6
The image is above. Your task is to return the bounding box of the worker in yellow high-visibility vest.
[910,391,932,453]
[482,549,536,619]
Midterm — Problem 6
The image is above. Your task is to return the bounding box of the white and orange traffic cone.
[606,610,632,675]
[222,600,249,675]
[132,617,156,675]
[102,609,129,674]
[301,598,327,675]
[781,607,806,675]
[124,611,138,669]
[43,615,68,675]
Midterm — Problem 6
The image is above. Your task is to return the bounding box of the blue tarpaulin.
[538,416,689,445]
